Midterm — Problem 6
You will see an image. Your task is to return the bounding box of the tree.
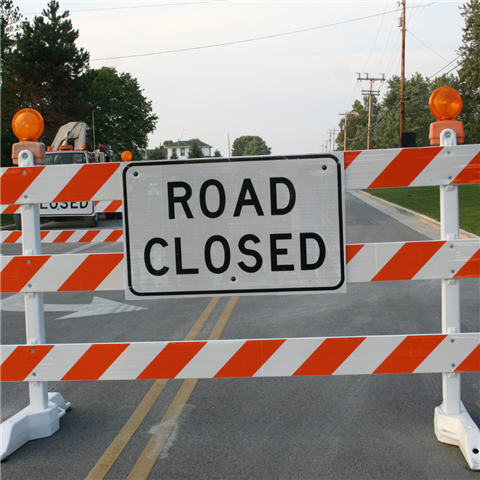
[8,1,89,128]
[1,1,157,165]
[0,0,21,166]
[231,135,271,156]
[188,140,205,158]
[76,67,158,158]
[147,146,167,160]
[372,73,461,149]
[1,0,22,82]
[335,97,373,151]
[214,149,222,157]
[458,0,480,143]
[339,73,462,151]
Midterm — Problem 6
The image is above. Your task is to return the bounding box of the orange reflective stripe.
[104,200,122,212]
[374,335,446,374]
[79,230,101,243]
[455,344,480,372]
[372,241,444,282]
[62,344,129,381]
[344,151,361,169]
[58,253,123,291]
[4,232,22,244]
[0,166,45,205]
[3,205,20,214]
[53,163,120,202]
[53,231,75,243]
[452,151,480,185]
[346,244,364,264]
[1,256,50,292]
[368,147,442,189]
[215,339,285,378]
[0,345,54,381]
[137,342,207,379]
[105,230,123,242]
[294,337,365,376]
[454,248,480,279]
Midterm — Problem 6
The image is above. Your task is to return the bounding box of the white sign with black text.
[123,155,345,298]
[39,201,94,216]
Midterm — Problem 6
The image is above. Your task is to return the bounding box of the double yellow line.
[86,296,239,480]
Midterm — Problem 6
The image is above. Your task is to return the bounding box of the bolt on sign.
[122,154,345,299]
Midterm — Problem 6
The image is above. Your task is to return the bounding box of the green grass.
[367,185,480,236]
[1,214,15,227]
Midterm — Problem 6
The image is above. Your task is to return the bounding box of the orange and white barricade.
[1,98,479,468]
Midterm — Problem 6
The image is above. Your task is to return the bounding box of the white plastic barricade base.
[0,392,70,461]
[435,402,480,470]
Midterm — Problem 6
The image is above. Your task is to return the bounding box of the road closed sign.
[123,154,345,299]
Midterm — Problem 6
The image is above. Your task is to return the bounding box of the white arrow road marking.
[0,293,147,319]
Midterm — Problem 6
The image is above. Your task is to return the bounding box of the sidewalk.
[350,190,478,240]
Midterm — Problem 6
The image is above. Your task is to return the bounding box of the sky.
[16,1,467,156]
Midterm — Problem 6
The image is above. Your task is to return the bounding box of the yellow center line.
[85,296,221,480]
[126,296,240,480]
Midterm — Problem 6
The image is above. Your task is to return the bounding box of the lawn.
[1,214,15,227]
[367,184,480,236]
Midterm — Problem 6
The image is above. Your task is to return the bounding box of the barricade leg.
[0,150,70,461]
[434,130,480,470]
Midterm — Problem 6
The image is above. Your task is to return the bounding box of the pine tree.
[1,0,22,83]
[1,1,89,165]
[1,0,22,166]
[187,140,205,158]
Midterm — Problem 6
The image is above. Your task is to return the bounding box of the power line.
[408,29,450,63]
[91,8,405,62]
[24,1,217,15]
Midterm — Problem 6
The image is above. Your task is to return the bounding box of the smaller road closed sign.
[123,154,345,298]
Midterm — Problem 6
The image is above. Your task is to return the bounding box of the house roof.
[167,139,212,148]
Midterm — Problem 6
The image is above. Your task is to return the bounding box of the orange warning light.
[121,150,133,162]
[429,87,463,121]
[429,87,465,145]
[12,108,44,142]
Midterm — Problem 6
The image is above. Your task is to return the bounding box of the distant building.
[166,140,212,159]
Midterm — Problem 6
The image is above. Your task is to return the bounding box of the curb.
[357,190,478,240]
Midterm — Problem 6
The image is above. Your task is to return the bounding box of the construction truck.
[14,122,117,229]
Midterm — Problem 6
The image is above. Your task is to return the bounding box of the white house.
[166,140,213,160]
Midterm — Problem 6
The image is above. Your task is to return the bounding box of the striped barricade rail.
[93,200,123,214]
[0,229,124,244]
[1,333,478,382]
[1,146,479,208]
[0,240,478,293]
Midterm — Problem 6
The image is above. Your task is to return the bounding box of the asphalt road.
[1,194,479,480]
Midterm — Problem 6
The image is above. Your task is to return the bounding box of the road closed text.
[143,178,326,277]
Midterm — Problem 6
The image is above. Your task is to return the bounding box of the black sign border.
[123,154,345,297]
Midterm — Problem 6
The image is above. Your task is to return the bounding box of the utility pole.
[338,112,350,151]
[358,73,385,149]
[328,128,336,151]
[399,0,406,146]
